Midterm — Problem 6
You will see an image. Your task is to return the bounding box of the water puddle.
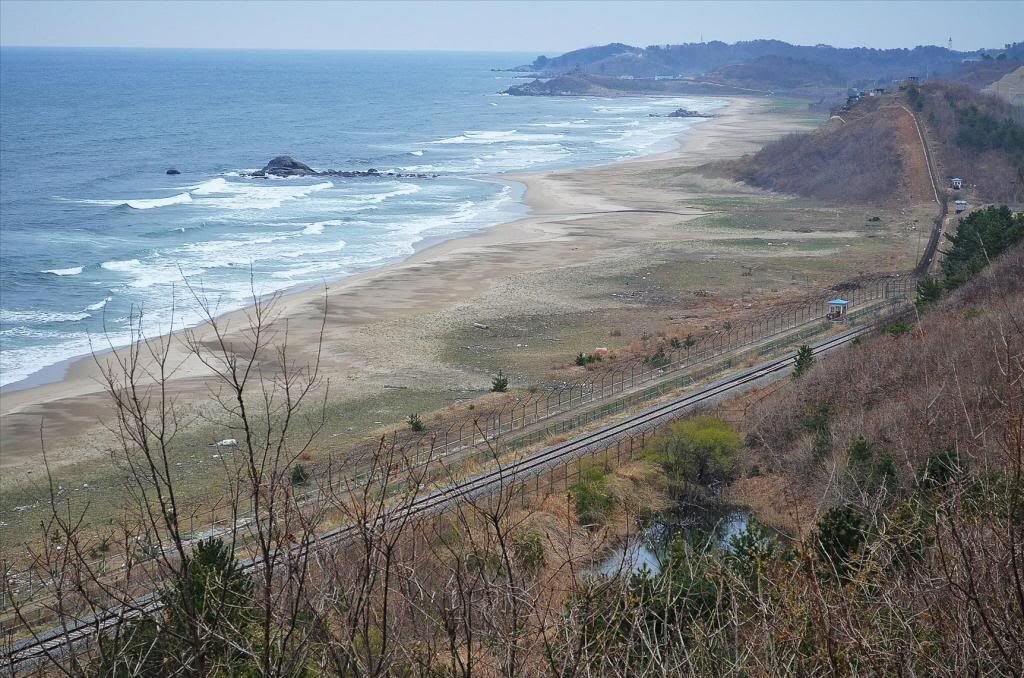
[597,506,750,576]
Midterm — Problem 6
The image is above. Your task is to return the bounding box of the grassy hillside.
[733,97,932,205]
[734,83,1024,205]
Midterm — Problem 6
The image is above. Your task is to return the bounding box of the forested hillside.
[520,39,999,82]
[908,81,1024,202]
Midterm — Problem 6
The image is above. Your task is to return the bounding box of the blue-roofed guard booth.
[826,298,849,321]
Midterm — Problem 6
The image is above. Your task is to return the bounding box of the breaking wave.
[41,266,83,276]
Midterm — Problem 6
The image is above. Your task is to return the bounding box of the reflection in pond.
[598,507,750,577]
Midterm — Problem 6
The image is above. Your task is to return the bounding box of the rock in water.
[245,156,436,179]
[254,156,318,177]
[165,168,181,175]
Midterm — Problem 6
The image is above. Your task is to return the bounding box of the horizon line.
[0,39,981,54]
[0,44,544,53]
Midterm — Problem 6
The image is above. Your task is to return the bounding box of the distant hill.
[944,59,1023,91]
[707,56,846,92]
[503,71,763,97]
[520,39,982,83]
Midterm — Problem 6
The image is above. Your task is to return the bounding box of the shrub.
[906,85,925,111]
[465,550,503,576]
[512,530,546,574]
[408,413,424,432]
[90,537,256,674]
[915,277,944,308]
[884,320,912,336]
[644,416,741,485]
[576,352,601,366]
[846,436,896,492]
[646,347,670,368]
[802,401,832,461]
[726,522,779,582]
[792,344,814,378]
[570,467,615,526]
[291,463,310,486]
[813,505,866,579]
[491,369,509,392]
[918,448,962,490]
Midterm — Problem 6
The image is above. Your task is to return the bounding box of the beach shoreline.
[0,95,816,479]
[0,100,722,396]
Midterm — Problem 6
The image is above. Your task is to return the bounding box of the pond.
[597,505,750,577]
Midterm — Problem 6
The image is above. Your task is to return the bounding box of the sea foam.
[41,266,84,276]
[125,193,193,209]
[0,309,91,324]
[429,130,565,145]
[101,259,142,272]
[190,179,334,210]
[84,296,113,312]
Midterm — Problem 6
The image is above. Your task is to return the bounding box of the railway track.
[3,316,897,674]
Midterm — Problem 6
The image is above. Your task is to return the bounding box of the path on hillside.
[899,104,947,274]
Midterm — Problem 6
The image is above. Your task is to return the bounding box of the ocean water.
[0,48,724,388]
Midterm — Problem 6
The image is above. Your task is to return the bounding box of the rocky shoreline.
[651,108,716,118]
[246,155,437,179]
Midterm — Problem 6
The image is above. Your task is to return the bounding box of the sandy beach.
[1,96,916,487]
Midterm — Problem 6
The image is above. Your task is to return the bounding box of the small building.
[873,87,887,95]
[955,199,968,213]
[826,298,849,321]
[951,177,963,190]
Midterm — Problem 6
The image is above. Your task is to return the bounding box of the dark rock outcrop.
[245,157,436,180]
[252,156,317,178]
[664,108,715,118]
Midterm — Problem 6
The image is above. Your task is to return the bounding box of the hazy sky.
[1,1,1020,54]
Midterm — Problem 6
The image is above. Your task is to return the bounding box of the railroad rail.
[3,315,900,674]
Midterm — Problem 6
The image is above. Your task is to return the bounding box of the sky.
[0,0,1020,54]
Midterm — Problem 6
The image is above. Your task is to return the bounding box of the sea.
[0,48,724,389]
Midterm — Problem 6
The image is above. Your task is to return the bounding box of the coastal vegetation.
[941,205,1024,286]
[490,369,509,393]
[643,415,741,485]
[15,240,1021,676]
[791,343,814,378]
